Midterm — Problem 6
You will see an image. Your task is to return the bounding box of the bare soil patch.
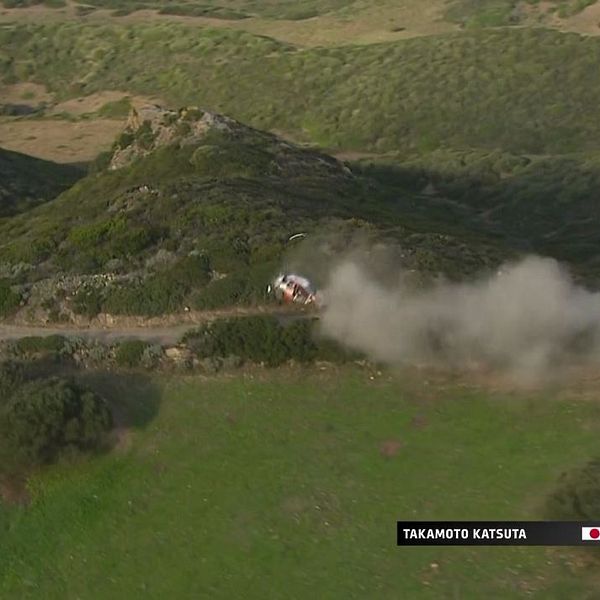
[49,90,161,116]
[0,476,30,507]
[561,2,600,34]
[0,117,123,163]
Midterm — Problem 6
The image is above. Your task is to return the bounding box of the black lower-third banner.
[397,521,600,546]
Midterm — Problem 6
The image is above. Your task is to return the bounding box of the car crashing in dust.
[267,273,323,307]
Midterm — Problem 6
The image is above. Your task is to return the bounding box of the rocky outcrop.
[109,105,244,170]
[108,104,354,182]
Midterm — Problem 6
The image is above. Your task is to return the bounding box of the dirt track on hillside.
[0,306,314,345]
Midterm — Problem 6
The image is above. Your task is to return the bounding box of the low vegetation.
[0,363,112,476]
[0,106,509,318]
[0,319,361,372]
[9,334,68,357]
[0,24,599,302]
[114,339,151,368]
[66,0,353,19]
[0,280,20,318]
[445,0,597,28]
[3,24,600,155]
[359,148,600,281]
[545,457,600,520]
[0,371,598,596]
[183,316,360,366]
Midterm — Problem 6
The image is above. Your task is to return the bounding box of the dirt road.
[0,308,314,345]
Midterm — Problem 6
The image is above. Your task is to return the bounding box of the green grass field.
[1,368,599,598]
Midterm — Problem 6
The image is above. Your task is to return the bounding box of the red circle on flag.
[591,528,600,539]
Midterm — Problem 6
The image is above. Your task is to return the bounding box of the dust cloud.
[319,255,600,381]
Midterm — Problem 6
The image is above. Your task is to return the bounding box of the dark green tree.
[0,378,113,471]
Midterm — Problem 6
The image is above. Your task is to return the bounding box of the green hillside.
[0,106,506,321]
[0,0,359,19]
[1,21,599,311]
[3,0,596,26]
[359,148,600,278]
[445,0,597,27]
[2,23,600,154]
[0,147,81,217]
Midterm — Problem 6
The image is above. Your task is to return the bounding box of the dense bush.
[362,148,600,273]
[190,142,274,178]
[72,287,104,318]
[0,280,21,317]
[191,273,250,310]
[545,458,600,520]
[65,216,162,269]
[11,335,67,358]
[97,96,131,118]
[88,150,113,175]
[281,319,319,363]
[70,254,213,317]
[103,254,212,316]
[0,360,24,399]
[0,377,112,471]
[115,340,151,368]
[183,316,359,366]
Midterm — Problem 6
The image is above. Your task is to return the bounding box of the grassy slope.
[2,24,600,155]
[1,23,600,284]
[0,370,599,598]
[359,149,600,279]
[0,147,82,216]
[445,0,598,27]
[1,0,360,19]
[0,109,508,319]
[2,0,596,42]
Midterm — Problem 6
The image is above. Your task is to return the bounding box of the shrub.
[191,274,249,310]
[135,120,156,150]
[67,217,161,266]
[115,339,151,368]
[72,287,104,318]
[0,280,21,317]
[545,458,600,520]
[282,319,319,363]
[88,150,113,174]
[12,334,67,358]
[190,143,273,178]
[140,343,163,368]
[183,316,360,366]
[0,360,24,400]
[116,131,135,149]
[103,255,211,316]
[0,377,112,471]
[97,96,131,118]
[184,316,285,366]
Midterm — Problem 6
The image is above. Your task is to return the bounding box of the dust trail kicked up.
[319,255,600,380]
